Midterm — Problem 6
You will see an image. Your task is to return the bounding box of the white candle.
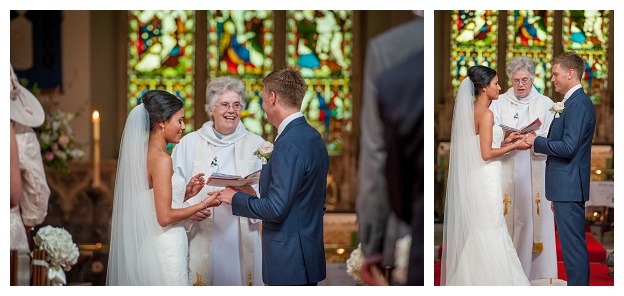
[92,110,101,187]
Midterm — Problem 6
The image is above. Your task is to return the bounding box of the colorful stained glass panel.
[207,10,274,139]
[450,10,499,95]
[128,10,196,132]
[286,10,353,155]
[563,10,609,103]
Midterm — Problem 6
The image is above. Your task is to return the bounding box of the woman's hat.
[10,65,45,127]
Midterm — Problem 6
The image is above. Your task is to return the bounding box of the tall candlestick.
[92,110,101,187]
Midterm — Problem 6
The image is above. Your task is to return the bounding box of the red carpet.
[434,231,613,286]
[556,262,613,286]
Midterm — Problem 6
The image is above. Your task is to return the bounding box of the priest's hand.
[228,185,256,196]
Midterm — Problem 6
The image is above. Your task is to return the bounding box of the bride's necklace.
[148,145,166,153]
[474,102,490,108]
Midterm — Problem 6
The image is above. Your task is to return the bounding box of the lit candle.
[92,110,101,187]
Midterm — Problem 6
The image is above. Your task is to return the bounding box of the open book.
[206,169,261,187]
[499,118,542,134]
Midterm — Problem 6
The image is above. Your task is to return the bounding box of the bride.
[440,65,532,285]
[107,90,222,285]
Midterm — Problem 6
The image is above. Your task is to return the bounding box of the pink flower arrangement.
[34,109,85,174]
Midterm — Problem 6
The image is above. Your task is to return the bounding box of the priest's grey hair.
[506,56,536,79]
[204,76,247,113]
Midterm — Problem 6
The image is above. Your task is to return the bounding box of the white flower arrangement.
[253,141,274,164]
[346,243,363,283]
[392,234,412,285]
[550,102,565,118]
[33,225,80,285]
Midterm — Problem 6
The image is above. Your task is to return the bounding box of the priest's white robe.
[172,121,265,285]
[490,86,558,281]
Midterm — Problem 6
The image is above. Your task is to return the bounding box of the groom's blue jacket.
[231,116,329,285]
[534,87,596,202]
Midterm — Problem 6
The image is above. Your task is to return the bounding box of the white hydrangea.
[392,234,412,285]
[34,226,80,271]
[346,243,363,283]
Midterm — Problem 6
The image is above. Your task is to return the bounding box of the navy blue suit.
[533,87,596,285]
[231,116,329,285]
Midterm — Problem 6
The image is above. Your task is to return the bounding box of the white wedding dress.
[108,104,191,286]
[150,173,190,286]
[446,125,530,285]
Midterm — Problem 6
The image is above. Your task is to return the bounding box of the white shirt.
[563,84,583,104]
[276,112,303,140]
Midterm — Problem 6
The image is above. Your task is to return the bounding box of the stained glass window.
[563,10,609,104]
[128,10,196,132]
[207,10,274,139]
[450,10,499,96]
[286,10,353,156]
[506,10,554,97]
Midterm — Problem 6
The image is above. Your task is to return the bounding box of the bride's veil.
[440,77,490,285]
[107,104,166,285]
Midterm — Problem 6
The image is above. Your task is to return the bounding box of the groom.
[218,68,329,285]
[526,51,596,286]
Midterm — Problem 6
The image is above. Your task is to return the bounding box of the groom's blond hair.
[262,67,306,109]
[552,51,585,82]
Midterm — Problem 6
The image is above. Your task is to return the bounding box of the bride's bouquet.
[33,225,80,285]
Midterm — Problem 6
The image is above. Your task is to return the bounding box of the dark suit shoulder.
[378,50,424,127]
[367,17,424,69]
[370,17,423,48]
[567,89,596,118]
[279,117,323,144]
[569,88,591,104]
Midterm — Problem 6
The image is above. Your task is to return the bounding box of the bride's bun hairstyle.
[141,90,184,132]
[467,65,497,96]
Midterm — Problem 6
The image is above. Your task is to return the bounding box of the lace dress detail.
[153,173,189,285]
[448,125,529,285]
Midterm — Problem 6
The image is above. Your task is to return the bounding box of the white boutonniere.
[550,102,565,118]
[254,141,273,164]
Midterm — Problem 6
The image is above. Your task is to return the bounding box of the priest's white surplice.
[490,86,558,281]
[172,121,265,285]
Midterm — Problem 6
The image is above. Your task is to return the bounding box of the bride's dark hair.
[141,90,184,132]
[467,65,497,96]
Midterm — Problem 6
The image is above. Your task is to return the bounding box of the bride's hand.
[203,190,222,208]
[185,173,205,201]
[502,132,522,146]
[514,139,532,150]
[188,209,211,221]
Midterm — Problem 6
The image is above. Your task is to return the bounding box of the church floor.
[433,221,615,283]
